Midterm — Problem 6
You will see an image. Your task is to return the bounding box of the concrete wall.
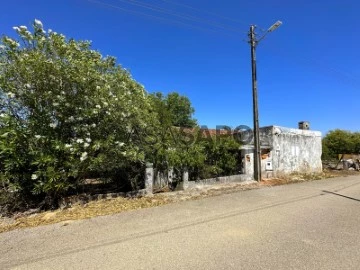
[187,174,253,189]
[240,147,254,176]
[241,125,322,178]
[270,126,322,174]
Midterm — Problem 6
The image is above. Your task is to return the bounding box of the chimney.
[298,121,310,130]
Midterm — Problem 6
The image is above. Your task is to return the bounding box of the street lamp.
[249,21,282,182]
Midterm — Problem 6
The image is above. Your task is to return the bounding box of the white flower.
[95,104,101,109]
[68,116,75,122]
[93,143,101,151]
[34,19,43,28]
[91,123,96,128]
[7,92,15,98]
[115,141,125,147]
[80,152,88,162]
[76,138,84,144]
[77,117,83,121]
[35,135,41,139]
[65,144,72,148]
[48,29,53,34]
[103,101,108,107]
[84,142,90,148]
[13,26,20,31]
[31,174,38,180]
[4,37,16,44]
[96,86,101,90]
[19,26,27,31]
[85,138,92,143]
[49,123,57,128]
[0,113,6,118]
[53,102,59,107]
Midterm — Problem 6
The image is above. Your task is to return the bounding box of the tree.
[0,20,156,205]
[147,92,202,175]
[150,92,197,128]
[322,129,360,160]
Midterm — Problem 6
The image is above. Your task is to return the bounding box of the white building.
[241,124,322,178]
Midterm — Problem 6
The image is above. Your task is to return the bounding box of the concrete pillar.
[159,171,166,188]
[145,162,154,195]
[168,167,174,184]
[182,168,189,190]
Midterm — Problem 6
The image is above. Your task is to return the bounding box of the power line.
[264,44,360,90]
[160,0,250,26]
[114,0,244,34]
[87,0,240,38]
[88,0,358,92]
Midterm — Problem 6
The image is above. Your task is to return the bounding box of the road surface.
[1,175,360,269]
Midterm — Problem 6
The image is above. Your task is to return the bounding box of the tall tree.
[150,92,197,128]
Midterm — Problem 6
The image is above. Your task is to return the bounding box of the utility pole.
[249,25,261,182]
[248,21,282,182]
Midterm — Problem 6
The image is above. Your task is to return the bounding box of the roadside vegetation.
[322,130,360,160]
[0,20,240,215]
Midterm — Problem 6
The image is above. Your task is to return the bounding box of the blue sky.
[2,0,359,135]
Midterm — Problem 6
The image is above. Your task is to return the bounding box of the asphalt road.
[1,175,360,270]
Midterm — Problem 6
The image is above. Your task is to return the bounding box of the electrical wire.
[264,44,360,91]
[115,0,244,34]
[87,0,358,91]
[160,0,250,26]
[87,0,240,38]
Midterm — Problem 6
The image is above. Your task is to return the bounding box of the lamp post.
[249,21,282,182]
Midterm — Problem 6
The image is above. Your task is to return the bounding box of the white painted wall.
[241,126,323,179]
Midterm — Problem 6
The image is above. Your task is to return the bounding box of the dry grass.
[0,182,259,233]
[0,196,175,233]
[1,170,358,234]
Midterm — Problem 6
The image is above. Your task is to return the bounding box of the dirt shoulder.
[1,170,358,233]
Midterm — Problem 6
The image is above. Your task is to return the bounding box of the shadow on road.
[322,190,360,202]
